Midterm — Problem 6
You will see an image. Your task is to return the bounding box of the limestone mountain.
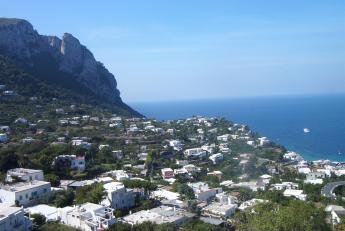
[0,18,141,116]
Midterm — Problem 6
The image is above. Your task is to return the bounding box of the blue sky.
[1,0,344,101]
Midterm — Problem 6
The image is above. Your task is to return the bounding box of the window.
[19,195,23,200]
[25,194,28,199]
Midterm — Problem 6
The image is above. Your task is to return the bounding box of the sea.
[129,94,345,162]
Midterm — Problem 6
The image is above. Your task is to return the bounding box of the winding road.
[321,181,345,199]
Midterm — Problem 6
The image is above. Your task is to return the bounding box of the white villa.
[59,203,116,231]
[102,182,134,210]
[0,203,32,231]
[0,181,51,207]
[184,148,207,159]
[188,182,222,202]
[209,153,224,165]
[6,168,44,183]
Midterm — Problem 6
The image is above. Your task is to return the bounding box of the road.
[321,181,345,199]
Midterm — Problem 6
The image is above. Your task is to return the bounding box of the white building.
[283,189,307,201]
[258,137,270,146]
[109,170,130,181]
[99,144,110,150]
[6,168,44,183]
[102,182,134,210]
[59,203,116,231]
[271,182,299,191]
[166,128,175,135]
[188,182,221,202]
[298,167,311,174]
[0,133,8,142]
[0,203,32,231]
[121,206,194,225]
[215,192,238,204]
[259,174,272,185]
[283,151,302,161]
[202,202,237,218]
[151,189,180,201]
[183,164,201,174]
[201,144,215,154]
[128,124,139,133]
[239,199,268,210]
[169,140,183,151]
[53,155,86,171]
[22,137,35,144]
[25,204,58,222]
[217,134,230,142]
[246,140,255,146]
[0,181,51,207]
[306,171,326,180]
[71,140,91,149]
[184,148,207,159]
[209,153,224,165]
[325,205,345,226]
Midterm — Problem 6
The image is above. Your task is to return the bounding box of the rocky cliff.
[0,18,140,116]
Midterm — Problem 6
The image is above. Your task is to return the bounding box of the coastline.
[129,94,345,162]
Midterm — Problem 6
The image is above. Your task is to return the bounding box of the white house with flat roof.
[121,205,194,226]
[0,181,51,207]
[169,140,183,151]
[71,140,91,149]
[217,134,230,142]
[25,204,58,222]
[6,168,44,183]
[108,170,130,181]
[151,189,180,201]
[59,203,116,231]
[202,202,237,218]
[283,189,307,201]
[325,205,345,226]
[102,182,134,210]
[53,155,85,171]
[188,182,222,202]
[184,148,207,159]
[209,153,224,165]
[239,199,268,210]
[0,203,32,231]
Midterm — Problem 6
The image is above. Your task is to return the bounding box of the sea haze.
[130,94,345,162]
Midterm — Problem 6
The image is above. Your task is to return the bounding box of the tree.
[39,190,74,208]
[31,213,46,227]
[177,183,195,200]
[75,183,105,204]
[234,200,331,231]
[44,173,60,187]
[182,220,227,231]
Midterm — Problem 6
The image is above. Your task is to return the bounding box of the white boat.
[303,128,310,133]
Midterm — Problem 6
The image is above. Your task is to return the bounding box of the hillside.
[0,18,141,117]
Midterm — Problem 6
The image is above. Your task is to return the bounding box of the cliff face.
[0,18,138,115]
